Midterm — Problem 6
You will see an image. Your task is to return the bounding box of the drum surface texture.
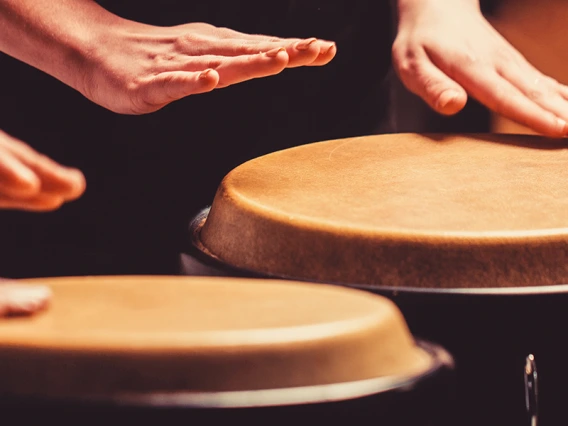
[196,133,568,289]
[0,276,452,425]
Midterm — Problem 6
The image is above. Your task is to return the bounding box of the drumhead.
[0,276,443,405]
[196,133,568,289]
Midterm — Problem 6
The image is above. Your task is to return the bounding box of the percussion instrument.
[0,275,453,426]
[490,0,568,135]
[182,133,568,426]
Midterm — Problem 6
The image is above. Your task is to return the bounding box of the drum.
[0,276,453,425]
[182,133,568,426]
[489,0,568,135]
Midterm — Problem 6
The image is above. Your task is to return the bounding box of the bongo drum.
[182,133,568,426]
[0,276,453,426]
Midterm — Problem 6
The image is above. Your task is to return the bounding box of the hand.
[392,0,568,137]
[0,279,51,317]
[79,22,337,114]
[0,130,86,211]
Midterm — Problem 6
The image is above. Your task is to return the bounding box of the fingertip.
[63,168,87,200]
[435,89,468,115]
[265,48,290,69]
[309,42,337,66]
[198,69,220,91]
[551,117,568,139]
[39,196,66,212]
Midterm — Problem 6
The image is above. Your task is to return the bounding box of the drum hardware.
[525,354,538,426]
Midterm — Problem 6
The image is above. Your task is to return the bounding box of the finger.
[181,49,289,89]
[393,45,468,115]
[0,193,65,211]
[557,83,568,101]
[138,69,219,110]
[16,155,86,201]
[237,36,336,67]
[183,36,324,68]
[423,46,568,137]
[497,60,568,124]
[240,38,320,68]
[0,132,85,200]
[309,42,337,67]
[0,280,51,317]
[0,147,41,198]
[460,70,567,137]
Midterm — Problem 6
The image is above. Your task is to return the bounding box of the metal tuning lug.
[524,354,538,426]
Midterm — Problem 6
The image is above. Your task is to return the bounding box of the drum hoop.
[187,207,568,296]
[9,341,451,409]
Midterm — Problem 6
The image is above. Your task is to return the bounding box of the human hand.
[0,279,51,317]
[79,22,337,114]
[0,130,86,211]
[392,0,568,137]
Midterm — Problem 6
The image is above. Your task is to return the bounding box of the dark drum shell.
[1,340,454,426]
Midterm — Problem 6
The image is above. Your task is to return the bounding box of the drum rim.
[5,340,452,409]
[186,207,568,296]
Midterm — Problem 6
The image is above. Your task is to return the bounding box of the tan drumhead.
[0,276,433,401]
[198,133,568,288]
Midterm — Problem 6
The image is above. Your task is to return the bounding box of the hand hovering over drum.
[0,280,51,317]
[0,0,336,115]
[0,130,86,211]
[393,0,568,137]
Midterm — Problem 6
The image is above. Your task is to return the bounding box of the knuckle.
[391,39,412,64]
[494,46,516,65]
[422,77,444,97]
[527,89,544,102]
[205,58,223,69]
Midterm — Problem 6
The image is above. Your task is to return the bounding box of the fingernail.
[295,38,318,51]
[199,69,214,79]
[265,47,286,58]
[322,42,336,55]
[556,117,568,135]
[436,90,461,112]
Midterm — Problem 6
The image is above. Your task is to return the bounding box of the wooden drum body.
[182,133,568,426]
[0,276,453,426]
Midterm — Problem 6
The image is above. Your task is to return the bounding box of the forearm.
[0,0,125,90]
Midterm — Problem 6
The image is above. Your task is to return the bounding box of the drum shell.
[363,288,567,426]
[181,210,567,426]
[1,342,454,426]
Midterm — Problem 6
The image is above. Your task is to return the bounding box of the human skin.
[0,129,82,316]
[2,1,567,135]
[0,130,85,211]
[0,279,51,317]
[393,0,568,137]
[0,0,336,115]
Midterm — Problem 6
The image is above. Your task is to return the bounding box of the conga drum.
[0,276,453,425]
[182,133,568,426]
[489,0,568,135]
